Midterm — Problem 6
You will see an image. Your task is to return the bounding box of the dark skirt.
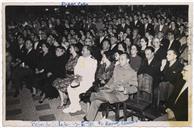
[34,73,59,99]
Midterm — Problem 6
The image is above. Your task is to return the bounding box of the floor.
[5,84,161,123]
[5,86,128,121]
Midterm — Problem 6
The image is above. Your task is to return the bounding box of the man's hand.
[36,69,44,74]
[166,108,175,120]
[47,72,52,77]
[100,80,105,84]
[74,75,82,82]
[161,59,167,71]
[99,86,112,92]
[24,65,29,69]
[117,86,125,92]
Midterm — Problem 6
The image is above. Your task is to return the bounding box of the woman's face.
[56,48,64,57]
[166,50,176,62]
[124,38,131,46]
[131,45,138,55]
[126,28,131,34]
[153,38,161,48]
[140,38,147,47]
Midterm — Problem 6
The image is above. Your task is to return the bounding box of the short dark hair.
[25,39,34,47]
[117,42,127,52]
[141,37,149,43]
[168,49,178,56]
[25,38,33,43]
[145,46,155,53]
[115,50,124,55]
[56,46,65,52]
[102,39,111,48]
[120,52,130,59]
[103,51,113,62]
[130,44,140,52]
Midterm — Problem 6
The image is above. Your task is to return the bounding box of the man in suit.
[11,35,27,63]
[167,31,181,53]
[133,14,144,36]
[157,31,170,51]
[83,53,138,121]
[155,17,169,36]
[155,65,188,121]
[143,17,154,36]
[138,46,161,86]
[159,49,184,105]
[95,29,106,48]
[117,18,129,33]
[138,46,161,107]
[109,34,118,57]
[12,39,37,97]
[152,37,167,62]
[85,38,101,62]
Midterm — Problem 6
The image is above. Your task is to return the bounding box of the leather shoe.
[83,116,88,121]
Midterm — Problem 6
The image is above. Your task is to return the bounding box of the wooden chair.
[98,86,138,121]
[80,93,122,121]
[99,101,122,121]
[122,74,153,121]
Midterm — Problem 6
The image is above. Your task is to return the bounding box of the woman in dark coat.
[35,44,67,103]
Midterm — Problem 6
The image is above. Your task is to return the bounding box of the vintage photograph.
[3,3,192,127]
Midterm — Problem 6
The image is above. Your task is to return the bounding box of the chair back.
[137,74,153,104]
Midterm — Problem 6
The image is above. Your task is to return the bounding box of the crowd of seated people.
[6,6,189,121]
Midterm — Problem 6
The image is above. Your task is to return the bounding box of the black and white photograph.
[2,2,192,127]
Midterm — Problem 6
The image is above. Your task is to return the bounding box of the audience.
[6,5,189,121]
